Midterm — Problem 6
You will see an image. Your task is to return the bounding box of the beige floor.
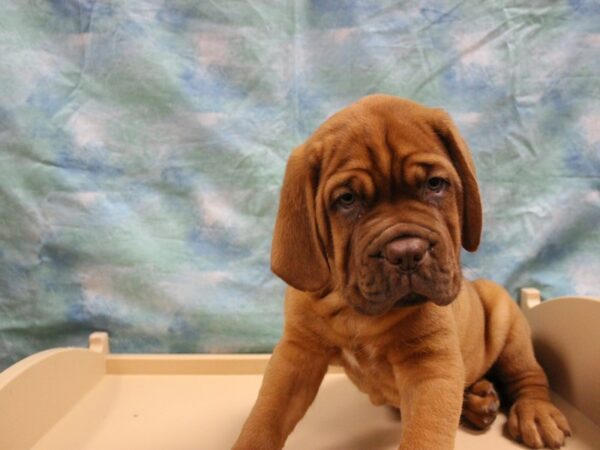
[30,372,600,450]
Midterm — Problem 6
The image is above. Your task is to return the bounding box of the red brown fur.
[233,95,570,450]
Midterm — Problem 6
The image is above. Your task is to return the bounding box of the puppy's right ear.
[271,145,330,292]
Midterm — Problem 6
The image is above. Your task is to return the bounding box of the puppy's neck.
[287,287,425,343]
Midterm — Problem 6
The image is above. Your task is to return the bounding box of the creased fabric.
[0,0,599,369]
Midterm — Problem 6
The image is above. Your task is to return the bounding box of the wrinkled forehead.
[308,99,455,198]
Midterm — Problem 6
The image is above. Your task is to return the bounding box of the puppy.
[233,95,571,450]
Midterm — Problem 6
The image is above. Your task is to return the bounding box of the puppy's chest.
[316,304,403,405]
[333,342,400,406]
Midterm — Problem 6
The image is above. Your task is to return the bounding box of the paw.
[507,399,571,449]
[461,378,500,430]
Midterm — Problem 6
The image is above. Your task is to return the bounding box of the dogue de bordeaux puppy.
[233,95,571,450]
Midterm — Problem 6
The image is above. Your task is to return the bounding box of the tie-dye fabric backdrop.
[1,0,599,369]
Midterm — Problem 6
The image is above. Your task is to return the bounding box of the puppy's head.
[271,95,482,315]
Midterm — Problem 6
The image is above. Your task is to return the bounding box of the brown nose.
[383,237,429,272]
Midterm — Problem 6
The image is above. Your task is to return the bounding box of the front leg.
[480,281,571,449]
[393,344,464,450]
[495,313,571,449]
[232,337,330,450]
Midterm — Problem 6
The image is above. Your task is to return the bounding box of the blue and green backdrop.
[1,0,599,369]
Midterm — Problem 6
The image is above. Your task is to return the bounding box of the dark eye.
[426,177,448,193]
[337,192,356,208]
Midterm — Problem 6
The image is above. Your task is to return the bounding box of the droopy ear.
[431,109,483,252]
[271,145,330,292]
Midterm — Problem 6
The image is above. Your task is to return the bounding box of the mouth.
[393,292,428,308]
[352,291,429,316]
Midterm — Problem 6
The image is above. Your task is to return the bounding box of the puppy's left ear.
[431,109,483,252]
